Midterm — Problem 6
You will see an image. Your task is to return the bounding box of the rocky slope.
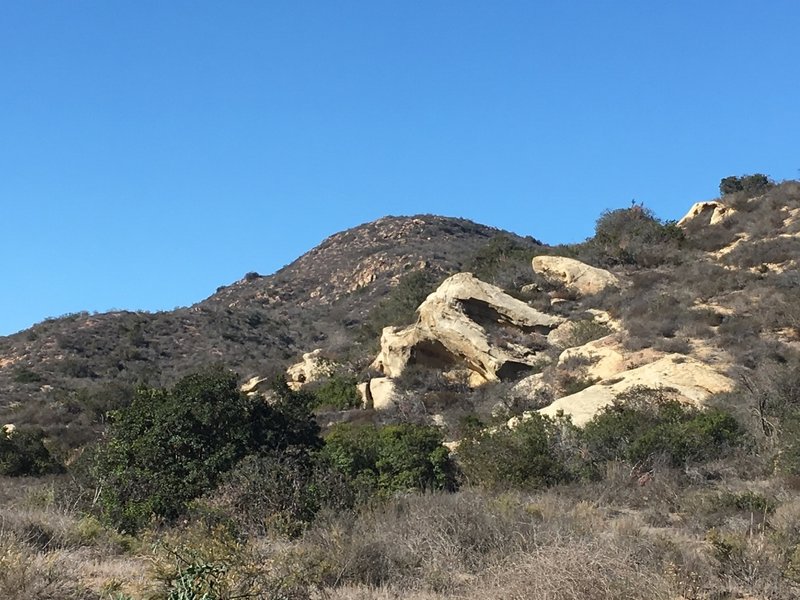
[3,179,800,447]
[0,215,540,441]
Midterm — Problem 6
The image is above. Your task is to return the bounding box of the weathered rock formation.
[678,201,735,228]
[534,354,735,426]
[240,376,270,395]
[532,256,619,296]
[371,273,564,386]
[358,377,398,410]
[286,349,337,390]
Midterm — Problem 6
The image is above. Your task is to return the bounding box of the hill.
[0,215,540,445]
[5,178,800,599]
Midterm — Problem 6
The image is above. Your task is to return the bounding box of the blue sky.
[1,1,798,336]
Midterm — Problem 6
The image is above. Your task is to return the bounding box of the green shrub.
[458,414,570,489]
[0,428,63,476]
[94,368,322,531]
[720,174,773,197]
[322,423,457,496]
[12,367,42,384]
[581,387,744,469]
[310,374,361,410]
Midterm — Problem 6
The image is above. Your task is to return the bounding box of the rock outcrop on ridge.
[371,273,564,386]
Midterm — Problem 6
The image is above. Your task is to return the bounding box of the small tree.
[719,174,773,197]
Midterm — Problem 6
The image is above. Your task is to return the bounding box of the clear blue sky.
[1,1,798,336]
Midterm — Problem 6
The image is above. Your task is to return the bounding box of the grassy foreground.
[2,462,800,600]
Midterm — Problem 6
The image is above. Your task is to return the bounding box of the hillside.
[0,215,540,444]
[5,178,800,599]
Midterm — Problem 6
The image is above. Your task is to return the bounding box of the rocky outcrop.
[532,256,619,296]
[358,377,398,410]
[678,201,735,228]
[286,349,337,390]
[371,273,564,385]
[241,376,269,395]
[535,354,735,426]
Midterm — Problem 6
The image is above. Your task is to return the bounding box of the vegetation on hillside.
[3,176,800,597]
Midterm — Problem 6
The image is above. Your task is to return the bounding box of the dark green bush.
[0,427,63,476]
[12,367,42,384]
[720,174,773,197]
[458,414,570,489]
[310,374,361,410]
[322,423,457,497]
[94,368,322,531]
[581,387,744,469]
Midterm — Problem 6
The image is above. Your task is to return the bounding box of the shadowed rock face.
[371,273,564,385]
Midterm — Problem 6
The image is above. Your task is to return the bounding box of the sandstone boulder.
[371,273,564,385]
[2,423,16,437]
[678,201,735,228]
[286,349,337,390]
[535,354,735,426]
[557,336,626,382]
[532,256,619,296]
[358,377,398,410]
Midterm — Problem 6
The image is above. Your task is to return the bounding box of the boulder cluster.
[277,253,735,427]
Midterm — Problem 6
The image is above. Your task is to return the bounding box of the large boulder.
[371,273,564,385]
[286,349,337,390]
[358,377,398,410]
[534,354,735,426]
[532,256,619,296]
[678,201,735,228]
[556,336,627,382]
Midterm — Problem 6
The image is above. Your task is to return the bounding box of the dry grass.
[3,467,800,599]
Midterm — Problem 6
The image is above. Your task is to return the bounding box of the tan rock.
[532,256,619,296]
[241,376,269,395]
[678,201,735,228]
[536,354,735,426]
[2,423,16,437]
[358,377,398,410]
[371,273,564,385]
[286,349,337,390]
[557,336,626,381]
